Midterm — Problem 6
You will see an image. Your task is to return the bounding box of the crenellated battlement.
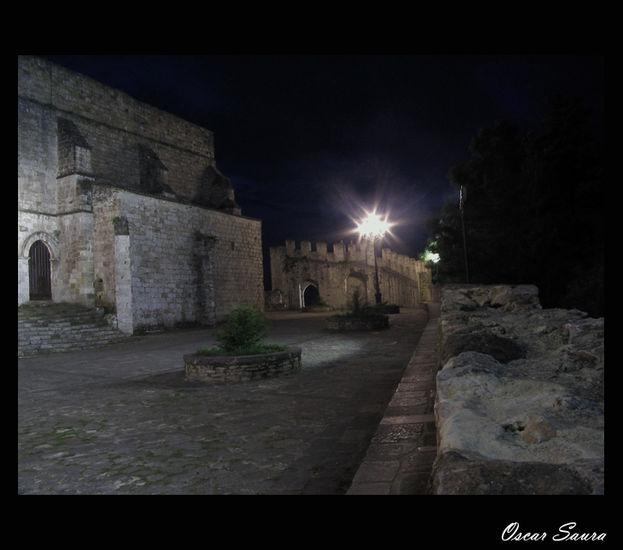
[270,239,432,310]
[276,239,428,279]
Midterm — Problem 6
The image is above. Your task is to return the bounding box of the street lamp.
[424,250,440,282]
[356,211,391,305]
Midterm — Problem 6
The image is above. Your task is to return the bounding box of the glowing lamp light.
[356,211,391,240]
[354,209,392,305]
[424,251,440,264]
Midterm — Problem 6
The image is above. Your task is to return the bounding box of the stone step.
[18,302,105,320]
[18,301,128,357]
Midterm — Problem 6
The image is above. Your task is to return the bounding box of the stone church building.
[18,56,264,335]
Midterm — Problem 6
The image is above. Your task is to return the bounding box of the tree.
[521,95,604,315]
[445,120,531,284]
[429,95,603,316]
[429,199,466,283]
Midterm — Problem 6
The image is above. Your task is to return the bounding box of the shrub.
[369,302,400,314]
[327,289,390,330]
[216,303,267,351]
[350,288,364,316]
[340,289,397,319]
[196,303,289,356]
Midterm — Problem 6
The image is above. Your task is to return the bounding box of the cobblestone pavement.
[18,308,429,494]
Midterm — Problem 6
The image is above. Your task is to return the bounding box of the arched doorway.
[29,240,52,300]
[299,280,320,309]
[303,284,320,308]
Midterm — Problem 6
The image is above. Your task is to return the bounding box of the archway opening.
[303,284,320,308]
[29,240,52,300]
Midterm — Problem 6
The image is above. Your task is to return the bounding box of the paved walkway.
[347,302,440,494]
[18,307,433,494]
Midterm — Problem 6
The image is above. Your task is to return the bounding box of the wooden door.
[29,240,51,300]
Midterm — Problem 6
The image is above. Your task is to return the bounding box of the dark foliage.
[329,288,391,327]
[216,303,268,351]
[197,303,289,356]
[430,95,604,316]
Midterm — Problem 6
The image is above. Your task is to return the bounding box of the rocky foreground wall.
[431,285,604,494]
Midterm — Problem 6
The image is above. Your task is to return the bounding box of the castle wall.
[269,240,432,310]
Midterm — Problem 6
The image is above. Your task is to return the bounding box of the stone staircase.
[18,301,128,357]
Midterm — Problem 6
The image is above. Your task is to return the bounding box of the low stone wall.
[432,285,604,494]
[184,347,302,383]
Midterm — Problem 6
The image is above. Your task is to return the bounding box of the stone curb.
[347,302,440,495]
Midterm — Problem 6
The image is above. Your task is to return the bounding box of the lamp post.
[459,184,469,284]
[356,211,391,305]
[424,249,440,282]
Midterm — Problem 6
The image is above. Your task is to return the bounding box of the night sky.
[43,54,604,263]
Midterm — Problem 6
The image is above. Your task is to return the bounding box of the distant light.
[423,250,440,263]
[356,211,391,239]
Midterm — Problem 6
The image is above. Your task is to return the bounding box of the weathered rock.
[440,327,526,364]
[435,351,604,465]
[521,415,557,444]
[489,284,541,310]
[433,285,604,495]
[440,284,541,314]
[441,288,479,312]
[432,450,592,495]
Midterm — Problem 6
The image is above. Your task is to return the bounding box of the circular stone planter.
[184,347,302,383]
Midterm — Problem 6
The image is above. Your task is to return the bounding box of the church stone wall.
[18,56,263,334]
[18,56,235,211]
[115,190,263,332]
